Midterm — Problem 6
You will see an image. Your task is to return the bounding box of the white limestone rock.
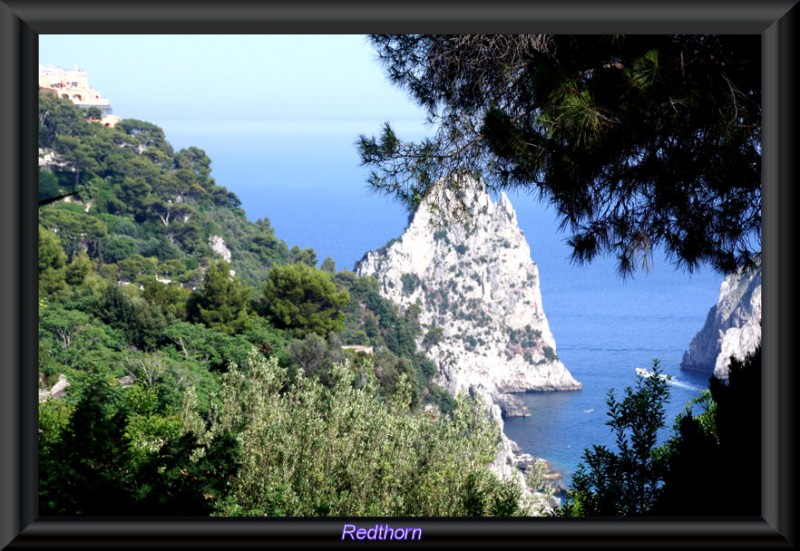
[680,263,761,379]
[355,177,579,510]
[355,177,581,397]
[209,234,232,264]
[39,373,70,402]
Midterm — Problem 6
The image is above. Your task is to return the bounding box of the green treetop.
[186,260,252,335]
[259,262,350,338]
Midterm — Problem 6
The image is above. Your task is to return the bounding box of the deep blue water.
[180,135,723,486]
[500,194,721,482]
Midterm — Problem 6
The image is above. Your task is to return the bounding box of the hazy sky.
[39,35,429,159]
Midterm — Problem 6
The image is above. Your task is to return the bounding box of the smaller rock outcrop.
[493,392,531,418]
[209,234,232,263]
[681,263,761,379]
[38,374,69,402]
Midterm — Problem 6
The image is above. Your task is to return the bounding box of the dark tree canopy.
[359,35,761,277]
[186,260,252,335]
[653,345,761,516]
[259,262,350,338]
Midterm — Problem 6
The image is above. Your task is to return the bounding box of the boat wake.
[636,368,705,393]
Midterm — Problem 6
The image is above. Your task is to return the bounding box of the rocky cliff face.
[356,178,581,399]
[355,177,579,508]
[680,264,761,379]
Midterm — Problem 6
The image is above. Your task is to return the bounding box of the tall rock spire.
[356,176,581,400]
[356,177,579,508]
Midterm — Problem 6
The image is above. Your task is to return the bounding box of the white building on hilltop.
[39,65,121,127]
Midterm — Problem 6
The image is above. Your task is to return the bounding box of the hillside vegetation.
[37,92,542,516]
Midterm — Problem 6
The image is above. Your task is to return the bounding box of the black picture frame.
[1,1,796,548]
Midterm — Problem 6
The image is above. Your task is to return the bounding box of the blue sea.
[171,130,723,485]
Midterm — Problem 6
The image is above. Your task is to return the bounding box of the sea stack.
[355,177,580,503]
[355,177,581,401]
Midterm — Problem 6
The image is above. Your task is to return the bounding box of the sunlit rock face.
[355,177,580,510]
[681,263,761,379]
[209,234,232,263]
[356,177,581,399]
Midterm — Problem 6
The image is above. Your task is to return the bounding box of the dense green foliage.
[189,353,532,516]
[40,376,240,516]
[186,260,252,335]
[39,92,290,290]
[359,35,761,277]
[39,82,755,520]
[259,262,350,338]
[558,347,761,516]
[37,91,526,517]
[335,270,450,410]
[358,35,764,515]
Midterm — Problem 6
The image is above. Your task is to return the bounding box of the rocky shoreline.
[494,392,530,418]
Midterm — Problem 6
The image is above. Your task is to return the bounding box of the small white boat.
[635,367,671,381]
